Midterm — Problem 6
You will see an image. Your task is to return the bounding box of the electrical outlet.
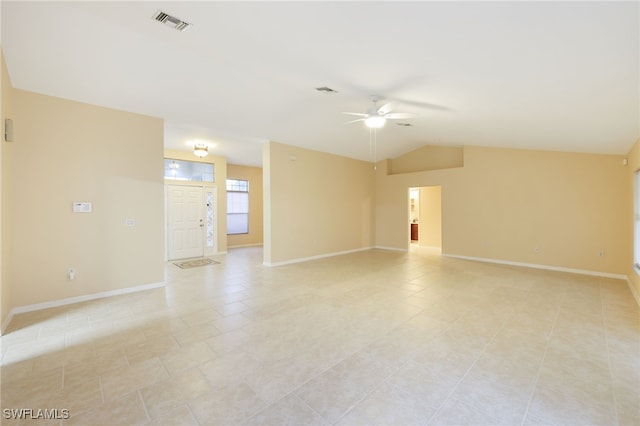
[68,268,76,281]
[534,246,540,253]
[598,250,605,257]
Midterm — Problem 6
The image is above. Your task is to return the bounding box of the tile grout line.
[61,364,66,390]
[423,304,513,425]
[330,346,414,426]
[328,307,439,423]
[2,248,632,426]
[519,291,564,426]
[98,375,106,411]
[245,311,420,426]
[241,340,368,425]
[137,389,152,423]
[296,393,331,425]
[185,402,202,426]
[332,377,395,425]
[599,282,620,426]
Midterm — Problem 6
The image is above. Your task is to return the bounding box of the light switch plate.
[72,202,92,213]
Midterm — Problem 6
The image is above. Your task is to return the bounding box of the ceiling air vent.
[152,10,192,32]
[315,86,338,94]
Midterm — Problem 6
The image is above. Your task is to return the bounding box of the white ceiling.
[2,1,639,167]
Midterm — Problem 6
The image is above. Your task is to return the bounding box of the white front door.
[167,185,204,260]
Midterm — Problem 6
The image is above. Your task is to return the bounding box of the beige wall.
[263,143,273,262]
[163,150,228,255]
[419,186,442,248]
[1,50,14,331]
[390,144,463,175]
[227,164,263,248]
[8,89,165,309]
[263,141,375,265]
[376,146,629,276]
[627,139,640,304]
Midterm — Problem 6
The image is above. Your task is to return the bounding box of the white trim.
[228,243,263,249]
[373,245,408,252]
[264,247,373,267]
[634,171,640,267]
[627,276,640,307]
[1,281,165,333]
[443,253,628,280]
[1,310,16,336]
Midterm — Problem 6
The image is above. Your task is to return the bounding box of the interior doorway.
[166,184,217,260]
[408,186,442,249]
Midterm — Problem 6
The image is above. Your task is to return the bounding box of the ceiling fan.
[344,95,415,128]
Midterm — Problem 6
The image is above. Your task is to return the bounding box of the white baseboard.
[373,246,408,252]
[264,246,374,267]
[1,281,166,334]
[627,276,640,307]
[228,243,264,249]
[443,253,628,280]
[1,310,16,336]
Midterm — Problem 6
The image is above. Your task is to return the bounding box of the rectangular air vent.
[315,86,338,94]
[152,10,192,32]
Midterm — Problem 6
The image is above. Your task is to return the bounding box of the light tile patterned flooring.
[1,247,639,425]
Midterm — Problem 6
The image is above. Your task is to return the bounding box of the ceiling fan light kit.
[365,116,386,128]
[344,95,415,129]
[343,95,420,166]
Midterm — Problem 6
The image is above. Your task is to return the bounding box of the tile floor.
[1,247,639,425]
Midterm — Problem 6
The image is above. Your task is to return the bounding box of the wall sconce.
[193,144,208,158]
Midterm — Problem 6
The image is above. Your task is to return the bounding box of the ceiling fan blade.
[343,112,368,117]
[377,102,393,115]
[384,112,415,120]
[388,98,450,112]
[345,118,365,124]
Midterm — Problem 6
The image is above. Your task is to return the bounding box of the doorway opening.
[408,186,442,250]
[166,184,217,261]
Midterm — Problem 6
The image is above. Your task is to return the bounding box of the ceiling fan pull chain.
[374,129,378,170]
[372,128,378,170]
[369,127,373,164]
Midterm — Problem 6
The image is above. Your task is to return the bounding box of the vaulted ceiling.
[2,1,638,166]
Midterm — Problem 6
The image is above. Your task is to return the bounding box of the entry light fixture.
[193,144,208,158]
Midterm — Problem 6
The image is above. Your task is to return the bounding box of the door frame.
[407,185,442,249]
[165,182,218,261]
